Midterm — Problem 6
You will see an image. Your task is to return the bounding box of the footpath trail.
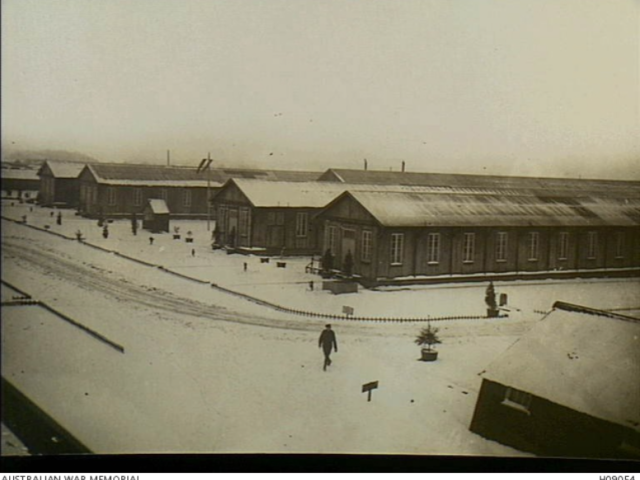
[1,222,421,338]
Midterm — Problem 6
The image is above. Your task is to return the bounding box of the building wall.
[317,194,640,282]
[79,176,209,218]
[213,183,321,254]
[469,379,639,459]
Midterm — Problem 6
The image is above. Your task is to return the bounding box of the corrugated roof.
[344,190,640,227]
[86,163,321,187]
[320,169,640,198]
[147,198,170,214]
[88,164,213,187]
[40,160,86,178]
[484,308,640,431]
[1,168,40,181]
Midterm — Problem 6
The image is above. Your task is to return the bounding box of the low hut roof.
[146,199,170,215]
[484,306,640,431]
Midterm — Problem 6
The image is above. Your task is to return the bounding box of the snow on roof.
[342,190,640,227]
[85,164,321,187]
[484,307,640,431]
[230,179,350,208]
[320,169,640,198]
[146,198,170,214]
[225,179,482,208]
[1,169,40,181]
[40,160,86,178]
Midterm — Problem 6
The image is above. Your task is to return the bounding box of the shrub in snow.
[415,323,442,362]
[485,282,499,318]
[131,212,138,236]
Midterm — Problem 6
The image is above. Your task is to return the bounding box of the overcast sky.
[2,0,639,179]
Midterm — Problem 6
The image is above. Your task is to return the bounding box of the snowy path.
[2,219,536,455]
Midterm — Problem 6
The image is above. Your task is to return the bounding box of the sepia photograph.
[1,0,639,468]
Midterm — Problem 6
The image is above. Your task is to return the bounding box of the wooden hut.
[469,302,640,459]
[37,160,85,207]
[211,178,348,255]
[315,179,640,285]
[143,199,170,233]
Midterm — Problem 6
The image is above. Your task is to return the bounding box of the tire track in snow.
[1,236,338,333]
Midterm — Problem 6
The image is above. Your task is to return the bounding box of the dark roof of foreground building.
[483,302,640,432]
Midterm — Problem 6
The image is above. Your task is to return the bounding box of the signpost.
[342,305,354,317]
[362,381,379,402]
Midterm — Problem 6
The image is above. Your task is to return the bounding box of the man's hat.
[326,324,331,328]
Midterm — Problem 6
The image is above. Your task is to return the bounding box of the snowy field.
[2,201,639,455]
[3,201,639,319]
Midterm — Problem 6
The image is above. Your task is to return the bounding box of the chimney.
[401,161,405,172]
[364,159,368,171]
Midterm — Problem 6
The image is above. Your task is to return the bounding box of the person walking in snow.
[319,324,338,371]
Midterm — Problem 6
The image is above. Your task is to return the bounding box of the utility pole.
[207,152,211,232]
[196,153,214,231]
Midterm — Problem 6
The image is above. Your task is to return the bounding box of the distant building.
[37,160,86,207]
[212,179,348,255]
[315,173,640,285]
[78,163,211,218]
[1,168,40,200]
[78,163,322,219]
[470,302,640,459]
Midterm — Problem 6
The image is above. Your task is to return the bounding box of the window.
[276,212,285,225]
[427,233,440,264]
[558,232,569,260]
[463,233,475,263]
[107,187,116,206]
[390,233,404,265]
[160,189,168,201]
[528,232,539,261]
[587,231,598,259]
[133,188,143,206]
[502,387,532,414]
[239,208,250,237]
[361,230,372,262]
[614,232,624,259]
[183,189,192,207]
[328,226,337,254]
[496,232,508,262]
[296,212,308,237]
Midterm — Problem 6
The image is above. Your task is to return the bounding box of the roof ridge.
[553,301,640,323]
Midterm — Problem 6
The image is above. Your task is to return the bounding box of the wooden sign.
[342,305,354,316]
[362,381,379,402]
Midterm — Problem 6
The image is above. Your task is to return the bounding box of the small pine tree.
[485,282,498,317]
[415,323,442,352]
[102,225,109,239]
[322,248,334,272]
[56,212,62,226]
[343,250,354,277]
[97,207,105,227]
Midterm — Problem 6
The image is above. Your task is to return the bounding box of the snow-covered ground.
[3,202,638,319]
[2,201,639,455]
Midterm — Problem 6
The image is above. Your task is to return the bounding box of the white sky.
[2,0,639,179]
